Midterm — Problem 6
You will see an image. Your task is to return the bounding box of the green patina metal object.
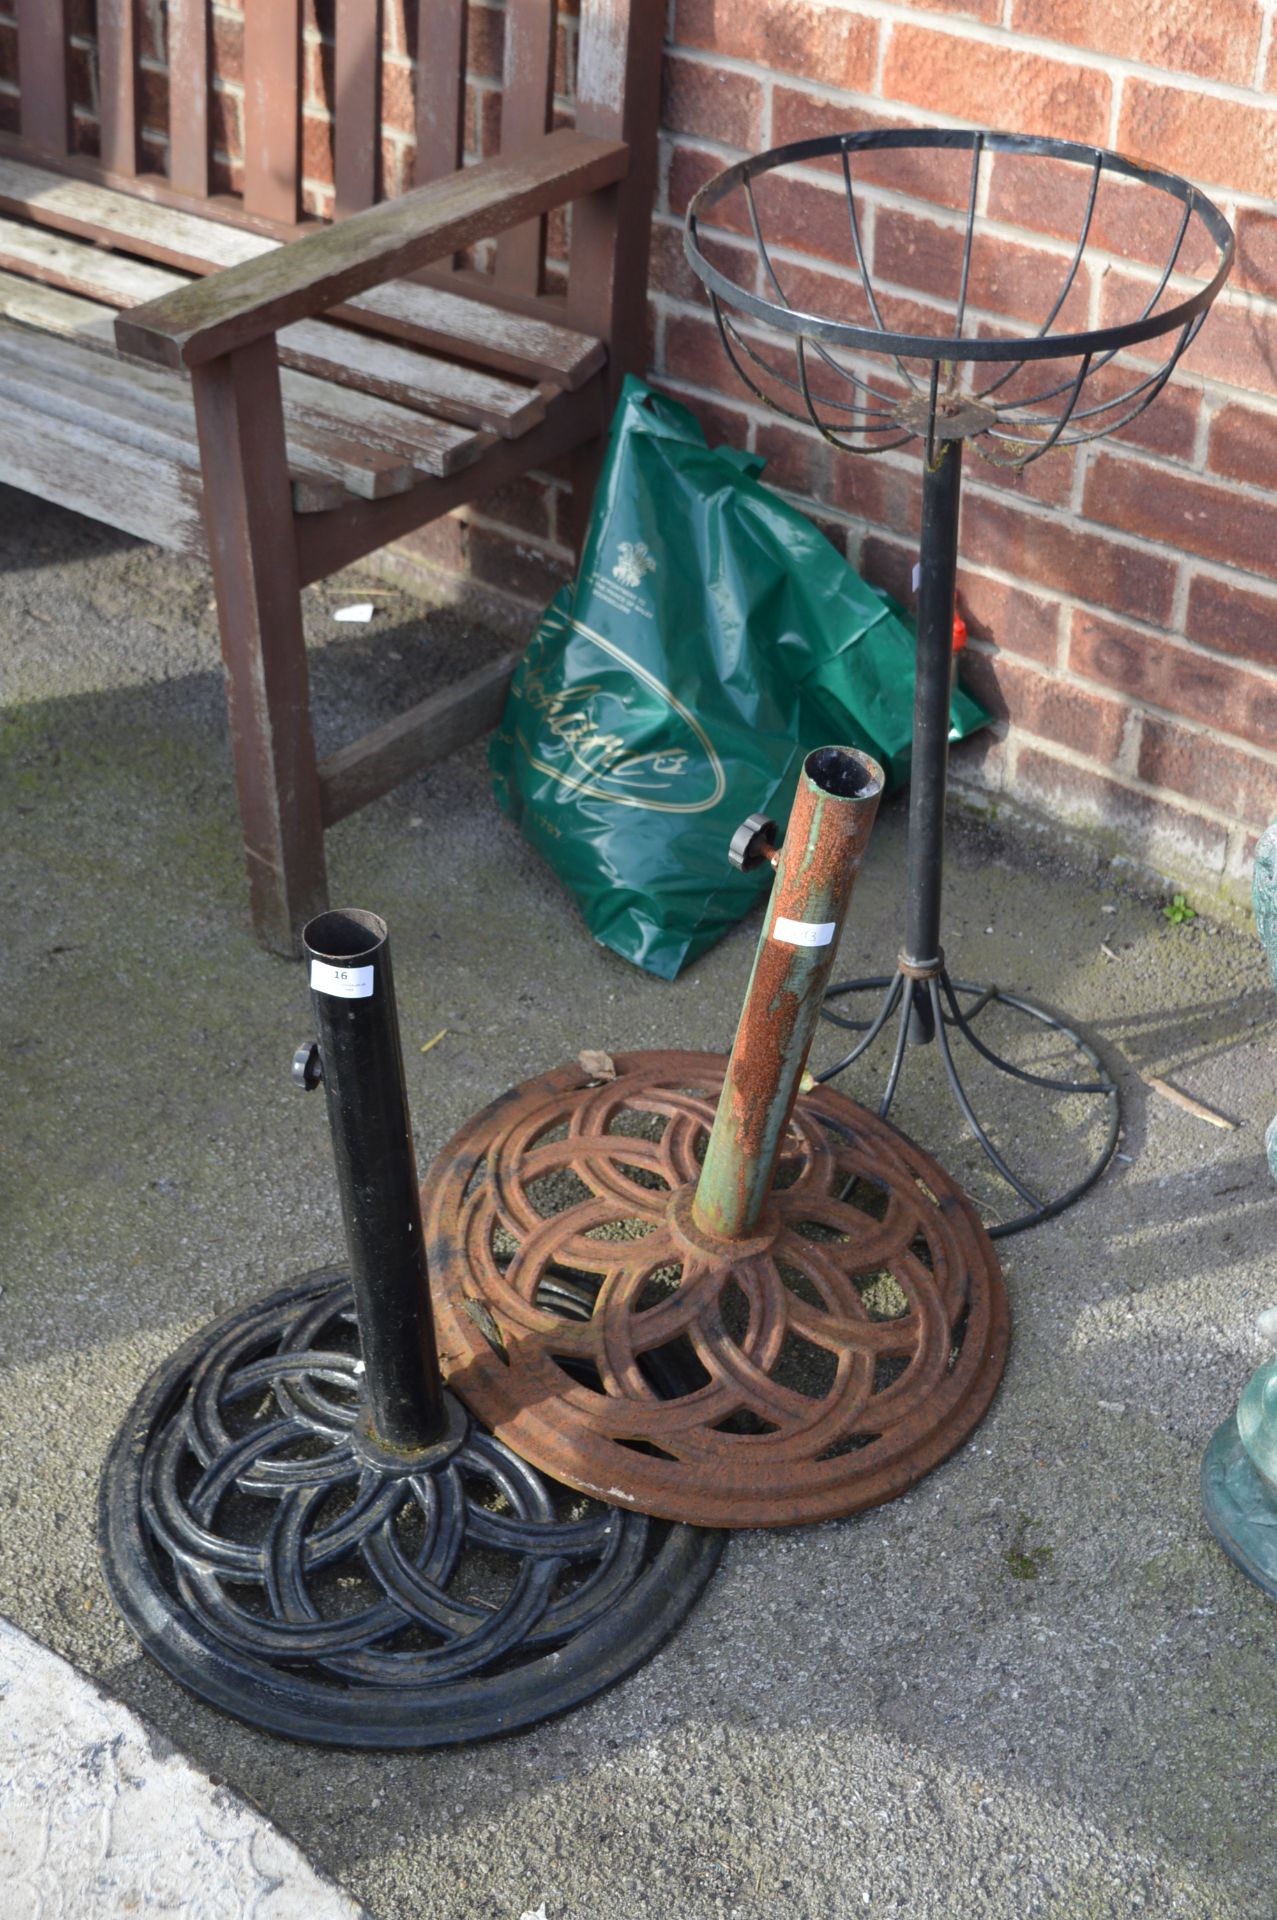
[1201,822,1277,1599]
[1237,1331,1277,1489]
[1201,1410,1277,1602]
[692,746,884,1242]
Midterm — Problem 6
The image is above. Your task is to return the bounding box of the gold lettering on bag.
[514,617,726,813]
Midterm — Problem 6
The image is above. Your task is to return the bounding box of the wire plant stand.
[685,128,1233,1236]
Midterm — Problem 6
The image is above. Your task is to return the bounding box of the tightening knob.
[728,812,779,872]
[291,1040,323,1090]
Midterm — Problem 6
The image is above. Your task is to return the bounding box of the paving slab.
[0,1616,366,1919]
[1,482,1276,1920]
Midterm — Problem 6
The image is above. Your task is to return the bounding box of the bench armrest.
[116,129,628,370]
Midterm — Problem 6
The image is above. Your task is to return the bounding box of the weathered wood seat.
[0,2,661,952]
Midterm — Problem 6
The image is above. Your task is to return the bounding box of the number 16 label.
[310,960,375,999]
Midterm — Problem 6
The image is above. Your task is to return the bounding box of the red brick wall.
[652,1,1277,910]
[5,3,1275,907]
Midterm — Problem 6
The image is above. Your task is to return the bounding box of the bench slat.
[0,212,546,438]
[115,128,626,367]
[0,319,342,513]
[413,0,467,187]
[168,0,210,199]
[0,155,270,271]
[276,368,491,480]
[495,0,557,292]
[0,385,206,554]
[0,222,487,478]
[0,268,120,347]
[279,316,545,436]
[98,0,140,179]
[259,409,415,498]
[350,278,603,389]
[0,348,204,468]
[15,1,68,157]
[335,0,381,216]
[0,213,190,304]
[0,289,396,506]
[244,0,301,224]
[0,322,419,500]
[0,317,211,431]
[0,156,605,387]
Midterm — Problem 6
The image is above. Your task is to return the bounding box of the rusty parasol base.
[425,1050,1009,1530]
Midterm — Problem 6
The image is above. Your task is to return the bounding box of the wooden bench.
[0,2,662,952]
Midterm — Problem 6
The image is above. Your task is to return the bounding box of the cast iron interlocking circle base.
[99,1268,723,1747]
[424,1051,1009,1529]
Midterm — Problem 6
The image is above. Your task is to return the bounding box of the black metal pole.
[303,908,446,1456]
[901,438,963,1039]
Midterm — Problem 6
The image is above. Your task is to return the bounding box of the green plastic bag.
[489,378,988,980]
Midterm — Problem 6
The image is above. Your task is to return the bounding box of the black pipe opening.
[306,909,386,962]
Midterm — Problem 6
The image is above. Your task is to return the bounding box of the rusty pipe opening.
[804,745,883,799]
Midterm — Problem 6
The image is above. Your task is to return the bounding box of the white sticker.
[772,916,836,948]
[310,959,375,999]
[911,562,922,592]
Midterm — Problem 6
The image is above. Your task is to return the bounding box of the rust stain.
[695,751,882,1239]
[422,1050,1007,1530]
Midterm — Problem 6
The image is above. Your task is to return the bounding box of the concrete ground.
[2,481,1276,1920]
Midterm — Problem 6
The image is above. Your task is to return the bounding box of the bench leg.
[567,433,607,569]
[191,340,327,956]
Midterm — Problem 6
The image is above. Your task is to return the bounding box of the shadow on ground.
[2,485,1276,1920]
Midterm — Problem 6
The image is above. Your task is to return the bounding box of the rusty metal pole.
[693,746,884,1242]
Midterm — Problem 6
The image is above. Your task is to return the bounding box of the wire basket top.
[683,128,1234,465]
